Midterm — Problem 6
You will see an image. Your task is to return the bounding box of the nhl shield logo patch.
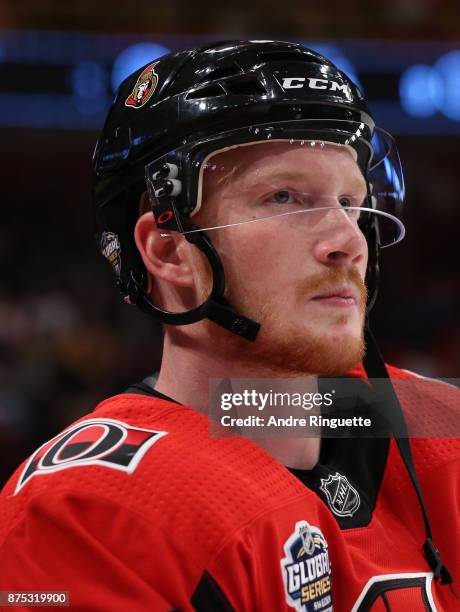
[320,472,360,518]
[281,520,333,612]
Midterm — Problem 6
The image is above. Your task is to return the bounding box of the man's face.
[192,141,369,376]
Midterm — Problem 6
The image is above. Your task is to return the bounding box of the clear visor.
[146,125,405,248]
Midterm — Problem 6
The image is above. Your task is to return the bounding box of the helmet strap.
[127,225,260,341]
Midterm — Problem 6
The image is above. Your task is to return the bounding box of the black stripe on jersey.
[288,377,391,529]
[191,571,235,611]
[381,592,391,612]
[289,435,389,529]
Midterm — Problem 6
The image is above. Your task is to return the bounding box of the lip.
[311,286,358,307]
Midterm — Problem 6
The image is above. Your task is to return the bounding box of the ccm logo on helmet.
[14,418,168,494]
[281,77,351,97]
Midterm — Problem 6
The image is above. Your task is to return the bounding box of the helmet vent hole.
[199,65,241,82]
[186,83,226,99]
[225,76,267,95]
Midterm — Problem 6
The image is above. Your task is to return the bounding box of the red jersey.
[0,365,459,611]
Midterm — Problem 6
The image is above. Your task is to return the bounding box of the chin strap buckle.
[423,538,452,585]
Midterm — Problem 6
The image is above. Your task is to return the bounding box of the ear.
[134,209,195,289]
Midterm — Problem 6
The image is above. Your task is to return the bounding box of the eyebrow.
[240,169,367,193]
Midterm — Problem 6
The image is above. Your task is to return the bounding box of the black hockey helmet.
[93,40,405,340]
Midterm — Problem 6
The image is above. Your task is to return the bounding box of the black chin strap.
[363,322,452,585]
[128,227,260,341]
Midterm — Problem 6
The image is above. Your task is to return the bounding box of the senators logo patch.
[15,418,167,494]
[125,62,159,109]
[281,521,333,612]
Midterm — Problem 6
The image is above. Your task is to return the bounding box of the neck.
[155,331,321,470]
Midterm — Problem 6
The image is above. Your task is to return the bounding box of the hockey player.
[0,41,459,611]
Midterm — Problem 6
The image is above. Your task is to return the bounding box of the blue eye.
[339,196,362,220]
[271,190,293,204]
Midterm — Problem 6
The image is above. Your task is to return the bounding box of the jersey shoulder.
[0,393,309,557]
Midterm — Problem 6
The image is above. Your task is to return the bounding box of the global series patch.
[281,520,333,612]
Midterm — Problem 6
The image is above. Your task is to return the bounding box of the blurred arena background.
[1,1,459,485]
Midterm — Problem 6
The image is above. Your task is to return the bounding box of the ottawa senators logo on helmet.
[125,61,159,109]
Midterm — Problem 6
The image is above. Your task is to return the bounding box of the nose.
[312,207,368,268]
